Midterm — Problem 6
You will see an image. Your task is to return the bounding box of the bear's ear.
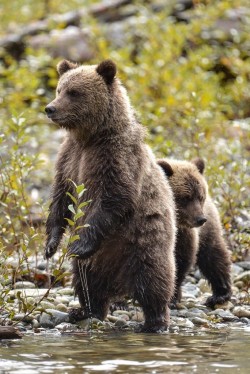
[157,160,174,177]
[192,157,205,174]
[57,60,77,76]
[96,59,116,84]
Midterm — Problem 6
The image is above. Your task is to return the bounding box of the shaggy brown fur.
[45,59,176,332]
[158,158,232,308]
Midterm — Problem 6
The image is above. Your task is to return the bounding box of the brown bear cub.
[44,59,176,333]
[157,158,232,308]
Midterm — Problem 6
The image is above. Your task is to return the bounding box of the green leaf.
[74,211,84,221]
[78,200,92,209]
[64,218,75,226]
[68,204,76,214]
[76,184,86,196]
[69,235,80,244]
[66,192,77,205]
[75,225,87,231]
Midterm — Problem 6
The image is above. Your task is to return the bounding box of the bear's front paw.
[45,238,59,259]
[205,292,231,308]
[68,240,97,259]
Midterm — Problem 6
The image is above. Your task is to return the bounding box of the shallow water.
[1,327,250,373]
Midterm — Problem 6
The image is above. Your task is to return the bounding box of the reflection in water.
[0,328,250,373]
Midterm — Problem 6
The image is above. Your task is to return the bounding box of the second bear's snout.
[45,105,56,118]
[196,216,207,227]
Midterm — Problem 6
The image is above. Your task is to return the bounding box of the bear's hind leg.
[71,259,110,321]
[133,258,174,333]
[197,235,232,308]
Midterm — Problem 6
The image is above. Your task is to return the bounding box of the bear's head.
[45,59,118,135]
[158,158,208,228]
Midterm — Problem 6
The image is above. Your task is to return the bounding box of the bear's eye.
[181,196,190,205]
[67,89,79,97]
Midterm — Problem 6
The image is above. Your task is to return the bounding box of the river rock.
[234,271,250,283]
[114,319,128,328]
[191,317,211,326]
[197,279,212,293]
[179,308,208,319]
[214,310,238,322]
[213,301,234,310]
[56,322,79,331]
[40,309,69,328]
[182,283,201,298]
[58,287,74,296]
[68,300,81,308]
[233,306,250,318]
[40,300,56,310]
[56,303,68,313]
[14,281,36,289]
[236,261,250,271]
[13,313,34,323]
[131,311,144,322]
[174,317,194,329]
[232,263,245,275]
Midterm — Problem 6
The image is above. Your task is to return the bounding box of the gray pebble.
[14,281,36,289]
[40,309,69,328]
[191,317,210,326]
[234,271,250,283]
[236,261,250,271]
[233,306,250,318]
[115,319,128,327]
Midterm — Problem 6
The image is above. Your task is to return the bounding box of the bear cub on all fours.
[157,157,232,308]
[44,59,176,333]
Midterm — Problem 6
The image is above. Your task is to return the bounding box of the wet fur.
[158,158,232,308]
[45,60,176,332]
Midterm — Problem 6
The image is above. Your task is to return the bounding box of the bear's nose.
[45,105,56,117]
[196,216,207,227]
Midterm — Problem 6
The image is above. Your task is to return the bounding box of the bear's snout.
[195,216,207,227]
[45,105,56,118]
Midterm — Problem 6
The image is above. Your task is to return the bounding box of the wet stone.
[56,303,68,313]
[114,319,128,328]
[40,309,69,328]
[214,301,234,310]
[182,283,201,298]
[131,311,144,322]
[40,301,56,310]
[236,261,250,271]
[234,271,250,283]
[68,300,81,308]
[197,279,212,294]
[31,319,40,328]
[215,310,238,322]
[233,306,250,318]
[191,317,211,326]
[56,322,79,331]
[14,281,36,289]
[57,287,74,296]
[232,263,245,275]
[12,313,33,323]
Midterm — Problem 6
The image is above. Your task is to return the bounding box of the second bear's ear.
[96,59,116,84]
[157,160,174,177]
[192,157,205,174]
[57,60,77,76]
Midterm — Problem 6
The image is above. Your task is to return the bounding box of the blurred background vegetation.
[0,0,249,275]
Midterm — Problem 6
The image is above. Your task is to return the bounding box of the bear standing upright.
[44,59,176,332]
[158,158,232,308]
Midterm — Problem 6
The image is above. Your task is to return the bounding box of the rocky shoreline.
[1,260,250,337]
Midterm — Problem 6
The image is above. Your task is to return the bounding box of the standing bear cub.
[157,158,232,308]
[44,59,176,333]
